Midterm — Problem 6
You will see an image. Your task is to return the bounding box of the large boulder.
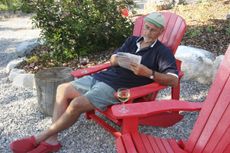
[212,55,224,80]
[8,68,26,81]
[12,73,35,89]
[175,45,223,84]
[6,57,25,73]
[15,39,39,57]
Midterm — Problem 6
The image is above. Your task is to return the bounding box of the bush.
[0,0,35,12]
[20,0,35,13]
[33,0,135,62]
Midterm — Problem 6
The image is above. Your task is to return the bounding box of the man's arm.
[153,71,178,87]
[130,63,178,87]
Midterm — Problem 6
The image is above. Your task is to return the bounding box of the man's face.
[142,22,164,43]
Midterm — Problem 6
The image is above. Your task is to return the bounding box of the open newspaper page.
[116,52,142,70]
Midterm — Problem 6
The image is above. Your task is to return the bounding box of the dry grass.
[139,0,230,55]
[173,0,230,55]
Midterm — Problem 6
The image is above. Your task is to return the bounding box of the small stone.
[226,14,230,19]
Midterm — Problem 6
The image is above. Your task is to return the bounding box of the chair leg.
[85,110,121,138]
[172,84,180,100]
[85,110,95,119]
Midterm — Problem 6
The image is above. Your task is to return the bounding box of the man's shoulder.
[155,40,172,54]
[126,36,140,42]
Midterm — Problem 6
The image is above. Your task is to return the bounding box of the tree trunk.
[35,67,74,116]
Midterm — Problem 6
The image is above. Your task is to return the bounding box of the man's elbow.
[170,77,179,87]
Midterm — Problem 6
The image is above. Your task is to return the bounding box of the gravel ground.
[0,15,211,153]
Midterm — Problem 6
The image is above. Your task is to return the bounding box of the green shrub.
[226,26,230,36]
[0,0,35,12]
[0,4,7,11]
[32,0,135,62]
[26,55,39,64]
[185,28,201,38]
[20,0,35,13]
[0,0,19,11]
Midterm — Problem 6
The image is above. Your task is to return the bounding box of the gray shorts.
[71,76,119,111]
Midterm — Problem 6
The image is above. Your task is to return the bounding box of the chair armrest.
[125,59,183,100]
[71,62,111,78]
[114,73,182,101]
[125,83,167,100]
[111,100,202,119]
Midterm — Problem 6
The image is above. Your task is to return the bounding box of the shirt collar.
[136,37,157,53]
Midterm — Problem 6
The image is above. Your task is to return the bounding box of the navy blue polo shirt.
[92,36,178,91]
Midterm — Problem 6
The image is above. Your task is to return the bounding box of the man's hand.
[110,54,119,66]
[130,62,178,87]
[130,63,152,77]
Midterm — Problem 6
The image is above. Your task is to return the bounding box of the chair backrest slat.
[133,16,144,37]
[185,46,230,153]
[222,140,230,153]
[197,80,230,153]
[132,12,186,55]
[132,132,148,153]
[208,119,230,153]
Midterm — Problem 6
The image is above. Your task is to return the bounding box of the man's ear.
[158,28,164,36]
[160,27,165,33]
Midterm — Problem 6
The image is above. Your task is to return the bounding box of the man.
[10,12,178,153]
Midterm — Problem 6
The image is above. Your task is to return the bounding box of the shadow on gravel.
[0,26,30,31]
[0,38,21,50]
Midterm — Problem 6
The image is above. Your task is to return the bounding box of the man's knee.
[68,96,95,114]
[57,82,71,93]
[56,82,80,99]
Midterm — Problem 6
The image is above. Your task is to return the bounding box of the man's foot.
[28,142,61,153]
[10,136,37,153]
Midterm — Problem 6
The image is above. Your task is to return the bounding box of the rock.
[226,13,230,20]
[12,73,35,89]
[182,0,200,4]
[175,45,218,84]
[5,57,25,73]
[153,0,174,10]
[15,39,39,57]
[212,55,224,80]
[8,68,26,81]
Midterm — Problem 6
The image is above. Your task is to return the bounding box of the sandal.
[10,136,37,153]
[28,142,61,153]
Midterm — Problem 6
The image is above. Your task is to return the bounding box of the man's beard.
[143,36,155,43]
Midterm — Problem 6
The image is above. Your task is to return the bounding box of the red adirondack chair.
[112,45,230,153]
[71,12,186,137]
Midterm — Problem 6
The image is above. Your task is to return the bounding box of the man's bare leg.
[34,83,94,144]
[44,83,80,144]
[35,95,95,144]
[52,83,81,122]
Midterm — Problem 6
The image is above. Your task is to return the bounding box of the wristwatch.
[149,70,155,80]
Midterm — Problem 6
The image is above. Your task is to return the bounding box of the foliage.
[0,0,34,12]
[20,0,35,13]
[26,55,39,64]
[226,26,230,36]
[32,0,135,62]
[0,4,7,11]
[185,28,201,38]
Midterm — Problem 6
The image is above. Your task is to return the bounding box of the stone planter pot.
[35,67,74,116]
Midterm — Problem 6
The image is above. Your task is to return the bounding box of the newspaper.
[116,52,142,70]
